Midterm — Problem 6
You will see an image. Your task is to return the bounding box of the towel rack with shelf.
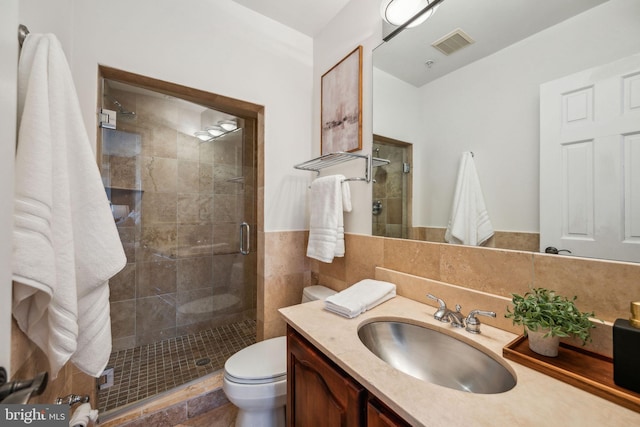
[293,152,390,183]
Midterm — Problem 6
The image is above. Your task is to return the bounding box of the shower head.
[108,97,136,117]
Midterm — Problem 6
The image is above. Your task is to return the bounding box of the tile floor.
[98,319,256,413]
[175,403,238,427]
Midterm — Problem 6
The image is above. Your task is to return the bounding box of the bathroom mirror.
[372,0,640,262]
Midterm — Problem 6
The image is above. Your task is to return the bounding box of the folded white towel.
[444,152,494,246]
[13,34,126,378]
[324,279,396,318]
[307,175,352,263]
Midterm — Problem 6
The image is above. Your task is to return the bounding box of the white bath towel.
[444,152,494,246]
[13,34,126,378]
[306,175,352,263]
[324,279,396,318]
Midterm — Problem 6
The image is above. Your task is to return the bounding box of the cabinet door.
[367,398,411,427]
[287,326,365,427]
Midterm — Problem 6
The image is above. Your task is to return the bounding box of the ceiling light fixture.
[195,131,212,141]
[380,0,440,28]
[194,119,241,142]
[205,125,225,137]
[218,120,238,132]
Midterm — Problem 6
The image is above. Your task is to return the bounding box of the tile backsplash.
[260,232,639,355]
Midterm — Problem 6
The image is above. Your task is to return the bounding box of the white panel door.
[540,54,640,263]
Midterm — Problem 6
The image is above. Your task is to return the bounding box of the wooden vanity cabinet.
[287,325,409,427]
[287,325,366,426]
[367,398,412,427]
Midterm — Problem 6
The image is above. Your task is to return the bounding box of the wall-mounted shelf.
[294,152,389,183]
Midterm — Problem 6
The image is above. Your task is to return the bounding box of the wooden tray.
[503,335,640,413]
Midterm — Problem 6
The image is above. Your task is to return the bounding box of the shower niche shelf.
[294,152,389,183]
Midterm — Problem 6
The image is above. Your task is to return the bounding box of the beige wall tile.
[440,245,533,297]
[533,254,640,322]
[137,259,177,297]
[178,256,214,292]
[263,273,306,325]
[493,231,539,252]
[177,132,200,162]
[136,295,177,336]
[108,155,139,189]
[138,224,177,261]
[178,160,201,193]
[345,234,384,285]
[263,318,287,340]
[141,156,178,193]
[111,300,136,339]
[109,263,136,302]
[316,274,349,292]
[139,126,178,160]
[257,276,265,323]
[264,231,308,278]
[376,268,519,334]
[142,192,177,224]
[317,255,346,283]
[383,238,441,279]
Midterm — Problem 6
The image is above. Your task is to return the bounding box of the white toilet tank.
[301,285,336,303]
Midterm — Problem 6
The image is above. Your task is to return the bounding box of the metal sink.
[358,321,516,394]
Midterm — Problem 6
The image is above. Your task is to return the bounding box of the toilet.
[223,285,337,427]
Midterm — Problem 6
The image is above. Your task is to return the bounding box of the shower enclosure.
[372,135,412,238]
[97,78,257,414]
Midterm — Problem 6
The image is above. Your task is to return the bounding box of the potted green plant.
[505,288,596,357]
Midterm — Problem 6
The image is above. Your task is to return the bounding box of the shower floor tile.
[98,319,256,413]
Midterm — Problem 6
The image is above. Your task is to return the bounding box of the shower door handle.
[240,222,250,255]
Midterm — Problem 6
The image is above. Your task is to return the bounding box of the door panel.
[540,54,640,262]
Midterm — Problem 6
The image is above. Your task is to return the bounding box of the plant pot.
[526,328,560,357]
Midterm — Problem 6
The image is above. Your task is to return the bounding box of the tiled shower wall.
[372,143,408,238]
[102,87,256,351]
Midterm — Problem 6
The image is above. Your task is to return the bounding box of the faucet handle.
[426,294,446,308]
[465,309,496,334]
[55,394,90,405]
[426,294,448,322]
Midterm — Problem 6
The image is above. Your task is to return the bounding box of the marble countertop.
[280,296,639,426]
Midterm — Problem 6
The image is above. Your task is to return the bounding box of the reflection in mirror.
[372,135,413,238]
[372,0,640,262]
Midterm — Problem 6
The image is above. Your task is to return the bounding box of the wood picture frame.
[321,46,363,155]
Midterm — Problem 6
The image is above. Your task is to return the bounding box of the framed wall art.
[321,45,363,154]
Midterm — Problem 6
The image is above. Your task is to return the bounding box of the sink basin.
[358,321,516,394]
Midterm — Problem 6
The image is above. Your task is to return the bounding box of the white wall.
[19,0,73,58]
[20,0,314,233]
[375,0,640,232]
[313,0,383,234]
[0,0,18,375]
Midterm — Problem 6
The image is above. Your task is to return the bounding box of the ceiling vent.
[431,28,475,56]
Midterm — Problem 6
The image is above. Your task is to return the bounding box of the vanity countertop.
[279,296,640,426]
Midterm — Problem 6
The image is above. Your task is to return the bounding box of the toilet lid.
[224,336,287,384]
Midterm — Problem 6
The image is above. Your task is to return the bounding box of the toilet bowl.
[223,285,336,427]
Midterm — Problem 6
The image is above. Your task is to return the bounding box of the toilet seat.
[224,336,287,385]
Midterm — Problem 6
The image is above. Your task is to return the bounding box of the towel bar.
[293,152,390,183]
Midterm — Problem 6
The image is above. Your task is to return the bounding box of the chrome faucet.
[444,304,465,328]
[426,294,449,322]
[427,294,465,327]
[465,309,497,334]
[55,394,90,406]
